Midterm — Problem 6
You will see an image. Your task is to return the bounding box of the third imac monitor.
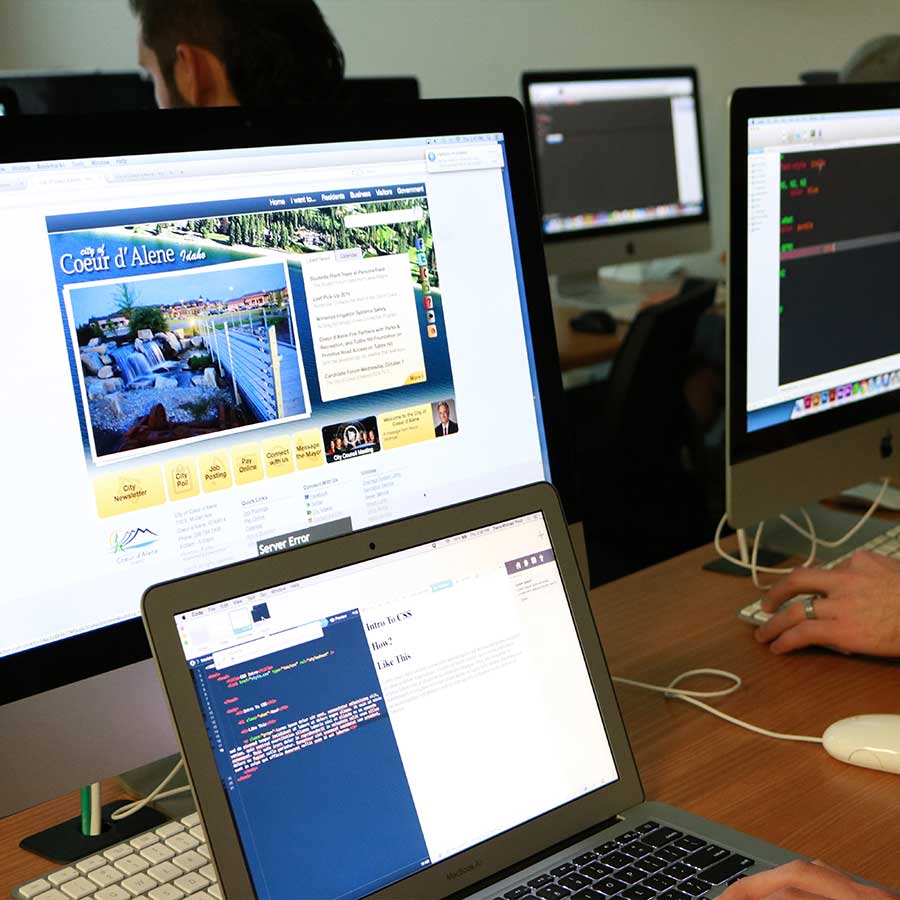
[522,67,710,289]
[728,84,900,528]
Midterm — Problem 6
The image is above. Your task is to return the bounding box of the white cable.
[89,782,102,836]
[778,477,889,550]
[714,508,817,582]
[110,758,191,822]
[612,669,823,744]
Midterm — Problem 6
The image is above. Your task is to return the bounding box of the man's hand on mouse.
[718,860,894,900]
[754,551,900,657]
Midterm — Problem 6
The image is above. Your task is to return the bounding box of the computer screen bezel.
[728,83,900,467]
[142,482,643,900]
[521,66,710,244]
[0,98,575,706]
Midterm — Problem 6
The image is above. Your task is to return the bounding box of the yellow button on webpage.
[379,404,435,450]
[232,443,264,485]
[293,429,324,471]
[94,465,166,519]
[263,435,295,478]
[198,450,233,492]
[165,458,199,501]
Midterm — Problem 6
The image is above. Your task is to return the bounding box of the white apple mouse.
[822,714,900,773]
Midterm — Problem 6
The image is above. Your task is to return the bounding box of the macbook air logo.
[446,859,482,881]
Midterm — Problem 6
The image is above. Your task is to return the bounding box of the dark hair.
[129,0,345,106]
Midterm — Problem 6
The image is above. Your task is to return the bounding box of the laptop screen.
[175,511,618,900]
[1,128,554,661]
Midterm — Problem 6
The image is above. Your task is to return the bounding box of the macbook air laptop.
[142,482,802,900]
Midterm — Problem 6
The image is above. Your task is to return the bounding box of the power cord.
[612,669,823,744]
[111,757,191,822]
[713,476,890,589]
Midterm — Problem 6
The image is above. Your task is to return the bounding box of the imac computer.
[728,83,900,530]
[0,70,156,115]
[522,67,710,302]
[0,99,574,819]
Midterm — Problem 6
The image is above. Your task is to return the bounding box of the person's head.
[438,402,450,425]
[842,35,900,83]
[368,429,375,443]
[335,437,343,449]
[130,0,344,109]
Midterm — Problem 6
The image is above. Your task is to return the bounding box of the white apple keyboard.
[12,813,219,900]
[739,520,900,627]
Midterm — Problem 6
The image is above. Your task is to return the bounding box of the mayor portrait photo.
[433,399,458,437]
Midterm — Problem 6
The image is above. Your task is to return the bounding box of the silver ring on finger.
[803,596,817,620]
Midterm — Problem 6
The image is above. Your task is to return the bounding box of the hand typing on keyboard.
[754,551,900,657]
[717,859,894,899]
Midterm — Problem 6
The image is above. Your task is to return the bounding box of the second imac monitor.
[522,68,710,289]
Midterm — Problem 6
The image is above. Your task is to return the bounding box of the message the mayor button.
[256,518,353,556]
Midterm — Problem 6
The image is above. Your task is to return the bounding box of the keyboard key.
[197,845,210,860]
[593,842,617,855]
[683,845,729,870]
[61,877,97,899]
[679,877,713,896]
[616,831,640,844]
[657,846,688,863]
[536,886,572,900]
[130,832,160,851]
[181,813,201,828]
[665,863,696,881]
[600,851,631,869]
[207,885,222,900]
[615,867,645,885]
[156,822,186,839]
[142,844,175,864]
[95,886,131,900]
[189,825,205,842]
[574,851,598,865]
[572,891,607,900]
[148,886,185,900]
[673,835,705,852]
[594,877,628,895]
[621,887,655,900]
[528,874,555,889]
[550,862,576,877]
[504,887,531,899]
[199,865,218,882]
[643,827,682,848]
[623,841,653,858]
[88,866,124,888]
[18,879,52,898]
[148,861,183,884]
[634,856,667,874]
[659,892,692,900]
[185,893,216,900]
[173,851,206,873]
[30,892,67,900]
[114,855,150,876]
[174,872,210,895]
[48,868,79,886]
[104,844,134,862]
[636,821,659,834]
[642,873,678,891]
[700,855,755,884]
[76,856,107,874]
[559,872,592,891]
[122,873,158,896]
[579,862,614,880]
[165,833,200,854]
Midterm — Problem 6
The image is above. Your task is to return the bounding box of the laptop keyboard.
[488,821,756,900]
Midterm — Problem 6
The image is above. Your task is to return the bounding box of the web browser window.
[527,76,705,235]
[0,132,551,657]
[746,109,900,432]
[176,511,618,900]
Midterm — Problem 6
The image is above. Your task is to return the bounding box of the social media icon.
[423,295,433,309]
[427,325,438,338]
[426,310,436,324]
[804,396,812,408]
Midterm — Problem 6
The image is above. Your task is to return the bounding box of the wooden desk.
[3,542,898,893]
[590,541,900,887]
[554,303,625,372]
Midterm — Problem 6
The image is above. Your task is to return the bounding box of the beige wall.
[0,0,894,260]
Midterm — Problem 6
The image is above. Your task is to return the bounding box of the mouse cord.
[611,669,823,744]
[111,757,191,821]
